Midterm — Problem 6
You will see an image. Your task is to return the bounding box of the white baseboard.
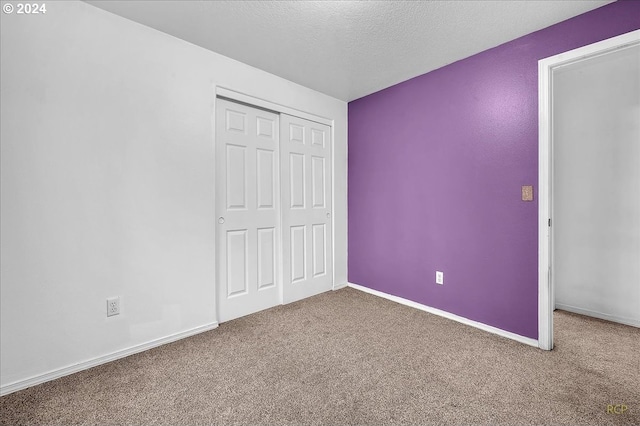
[0,322,218,397]
[333,281,348,290]
[347,282,539,348]
[555,303,639,328]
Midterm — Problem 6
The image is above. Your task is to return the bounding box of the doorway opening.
[538,30,640,350]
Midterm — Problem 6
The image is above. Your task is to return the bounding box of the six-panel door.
[216,99,333,322]
[280,114,333,304]
[216,98,280,322]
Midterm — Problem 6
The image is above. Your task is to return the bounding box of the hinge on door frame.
[548,218,551,227]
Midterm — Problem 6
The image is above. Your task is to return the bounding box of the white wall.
[0,0,347,392]
[553,43,640,327]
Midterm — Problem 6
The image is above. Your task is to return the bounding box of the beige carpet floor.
[1,287,638,425]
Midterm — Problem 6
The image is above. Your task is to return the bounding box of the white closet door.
[216,98,280,322]
[281,114,333,303]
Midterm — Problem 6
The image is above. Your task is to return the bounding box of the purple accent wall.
[347,1,640,339]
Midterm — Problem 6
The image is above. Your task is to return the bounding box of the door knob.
[326,213,331,219]
[218,217,225,224]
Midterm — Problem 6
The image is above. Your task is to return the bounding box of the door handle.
[218,217,225,224]
[326,213,331,219]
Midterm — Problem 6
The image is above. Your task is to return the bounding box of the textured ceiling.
[86,0,613,101]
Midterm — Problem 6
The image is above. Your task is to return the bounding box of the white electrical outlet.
[436,271,444,285]
[107,297,120,317]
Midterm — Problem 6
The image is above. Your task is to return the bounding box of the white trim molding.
[0,322,218,397]
[555,304,640,328]
[333,281,348,290]
[216,87,332,127]
[538,29,640,351]
[347,283,538,348]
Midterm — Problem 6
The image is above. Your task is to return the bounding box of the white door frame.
[212,86,336,322]
[537,29,640,350]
